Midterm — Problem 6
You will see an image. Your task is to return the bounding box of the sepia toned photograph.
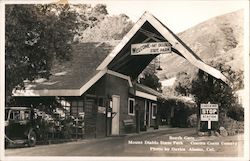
[1,0,249,160]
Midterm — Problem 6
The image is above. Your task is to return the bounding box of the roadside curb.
[124,127,181,137]
[38,127,182,146]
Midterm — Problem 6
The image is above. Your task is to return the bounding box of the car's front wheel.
[27,130,37,147]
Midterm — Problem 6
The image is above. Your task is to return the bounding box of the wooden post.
[208,120,211,129]
[196,69,204,133]
[197,101,201,133]
[135,104,140,133]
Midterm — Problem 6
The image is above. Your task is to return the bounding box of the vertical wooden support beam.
[197,69,204,133]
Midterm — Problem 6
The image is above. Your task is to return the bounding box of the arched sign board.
[200,103,219,129]
[131,42,171,55]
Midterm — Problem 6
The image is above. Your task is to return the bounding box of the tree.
[93,4,108,15]
[72,4,108,30]
[174,61,243,103]
[174,71,193,96]
[139,72,162,92]
[78,14,134,42]
[174,61,244,130]
[5,4,79,103]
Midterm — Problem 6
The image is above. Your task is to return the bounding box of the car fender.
[27,128,35,135]
[24,127,34,137]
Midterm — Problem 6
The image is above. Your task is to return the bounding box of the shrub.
[187,114,197,127]
[227,104,244,121]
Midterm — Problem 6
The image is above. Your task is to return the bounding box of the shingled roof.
[14,11,229,97]
[135,83,195,104]
[14,41,119,96]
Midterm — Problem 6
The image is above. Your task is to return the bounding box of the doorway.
[144,100,151,127]
[111,95,120,135]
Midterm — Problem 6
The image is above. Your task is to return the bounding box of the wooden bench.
[123,119,135,133]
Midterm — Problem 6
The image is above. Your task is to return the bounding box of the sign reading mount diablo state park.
[131,42,171,55]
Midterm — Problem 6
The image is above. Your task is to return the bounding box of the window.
[152,103,157,119]
[58,98,71,116]
[128,98,135,115]
[71,100,84,117]
[71,101,78,116]
[5,110,9,121]
[98,97,104,107]
[9,110,30,121]
[57,98,84,117]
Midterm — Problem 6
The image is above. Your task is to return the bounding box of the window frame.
[98,97,105,107]
[71,100,84,117]
[128,98,135,116]
[151,103,157,119]
[57,98,84,117]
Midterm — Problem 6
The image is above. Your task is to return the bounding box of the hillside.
[157,9,244,82]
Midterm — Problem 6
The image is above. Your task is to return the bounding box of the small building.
[134,83,196,128]
[12,12,228,138]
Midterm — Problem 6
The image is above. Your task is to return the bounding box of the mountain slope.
[158,9,244,81]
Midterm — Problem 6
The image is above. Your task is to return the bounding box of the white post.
[208,120,211,129]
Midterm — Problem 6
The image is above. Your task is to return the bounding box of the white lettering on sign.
[201,108,218,115]
[131,42,171,55]
[201,103,218,108]
[200,103,219,127]
[201,114,218,121]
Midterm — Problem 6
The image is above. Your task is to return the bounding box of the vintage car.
[5,107,40,147]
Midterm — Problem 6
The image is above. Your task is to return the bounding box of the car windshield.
[5,109,9,121]
[9,110,30,121]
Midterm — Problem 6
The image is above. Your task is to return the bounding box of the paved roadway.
[5,128,243,157]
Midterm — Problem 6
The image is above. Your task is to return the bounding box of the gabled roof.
[14,11,230,97]
[13,41,119,96]
[97,11,230,85]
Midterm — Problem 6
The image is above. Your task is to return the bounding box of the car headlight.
[5,121,9,127]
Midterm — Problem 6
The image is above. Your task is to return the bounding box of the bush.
[171,101,196,128]
[227,104,244,121]
[187,114,197,127]
[219,115,244,135]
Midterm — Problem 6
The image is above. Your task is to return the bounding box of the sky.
[81,0,248,33]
